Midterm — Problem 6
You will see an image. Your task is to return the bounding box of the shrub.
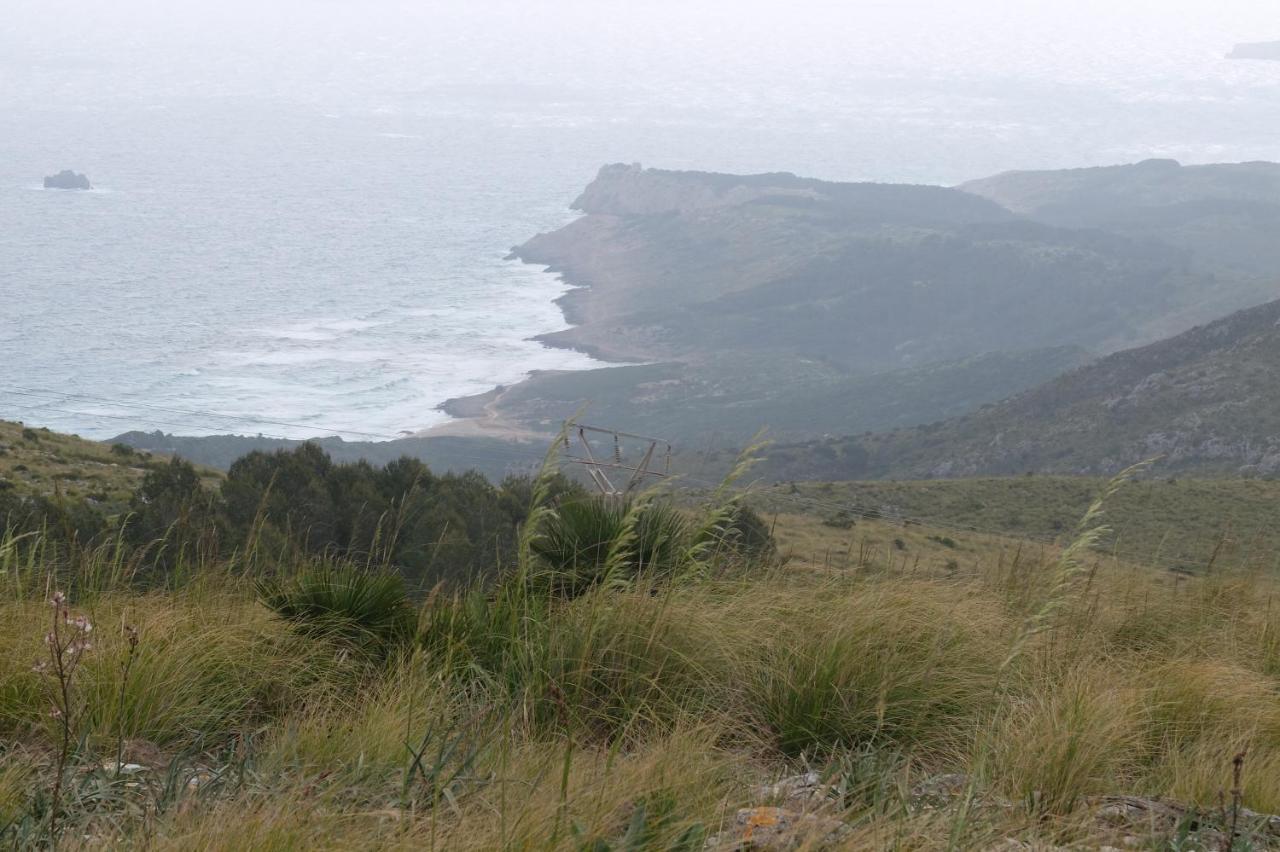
[721,505,777,561]
[222,445,524,585]
[748,583,1001,755]
[822,510,855,529]
[124,457,221,571]
[258,566,417,660]
[530,498,692,599]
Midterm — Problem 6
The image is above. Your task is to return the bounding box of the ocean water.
[2,0,1278,440]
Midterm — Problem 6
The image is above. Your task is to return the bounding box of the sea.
[2,0,1278,440]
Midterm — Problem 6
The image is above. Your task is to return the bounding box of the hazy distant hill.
[763,298,1280,479]
[517,163,1230,367]
[960,159,1280,306]
[438,160,1279,448]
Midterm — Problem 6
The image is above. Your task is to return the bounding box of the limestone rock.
[708,806,851,850]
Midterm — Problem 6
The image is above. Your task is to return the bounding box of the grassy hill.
[0,420,218,517]
[961,158,1280,304]
[5,455,1280,848]
[746,476,1280,572]
[762,298,1280,480]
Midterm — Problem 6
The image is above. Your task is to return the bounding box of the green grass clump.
[257,566,417,661]
[745,581,1003,755]
[529,497,693,599]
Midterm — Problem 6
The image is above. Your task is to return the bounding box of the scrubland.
[2,464,1279,850]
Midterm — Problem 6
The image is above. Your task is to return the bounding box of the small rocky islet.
[43,170,92,190]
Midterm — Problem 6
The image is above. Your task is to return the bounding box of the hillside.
[516,163,1230,368]
[762,298,1280,480]
[443,346,1088,445]
[7,449,1280,848]
[431,160,1280,450]
[0,420,216,516]
[747,476,1280,571]
[960,158,1280,304]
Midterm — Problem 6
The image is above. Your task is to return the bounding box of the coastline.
[421,381,551,441]
[423,255,626,440]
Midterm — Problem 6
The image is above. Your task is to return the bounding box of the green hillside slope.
[762,298,1280,479]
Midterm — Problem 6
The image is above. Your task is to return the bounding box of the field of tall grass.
[3,463,1280,850]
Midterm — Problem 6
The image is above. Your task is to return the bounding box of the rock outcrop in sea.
[43,170,92,190]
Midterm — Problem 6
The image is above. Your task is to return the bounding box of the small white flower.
[50,591,66,607]
[31,661,48,674]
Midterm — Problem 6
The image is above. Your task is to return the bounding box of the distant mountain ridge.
[959,159,1280,302]
[763,298,1280,479]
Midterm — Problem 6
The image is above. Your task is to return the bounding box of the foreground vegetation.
[2,448,1280,850]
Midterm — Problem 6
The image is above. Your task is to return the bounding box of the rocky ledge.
[44,170,92,190]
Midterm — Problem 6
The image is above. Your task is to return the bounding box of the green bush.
[258,566,417,660]
[124,457,221,572]
[717,504,777,562]
[530,498,693,599]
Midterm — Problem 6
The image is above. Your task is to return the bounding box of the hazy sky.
[5,0,1278,109]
